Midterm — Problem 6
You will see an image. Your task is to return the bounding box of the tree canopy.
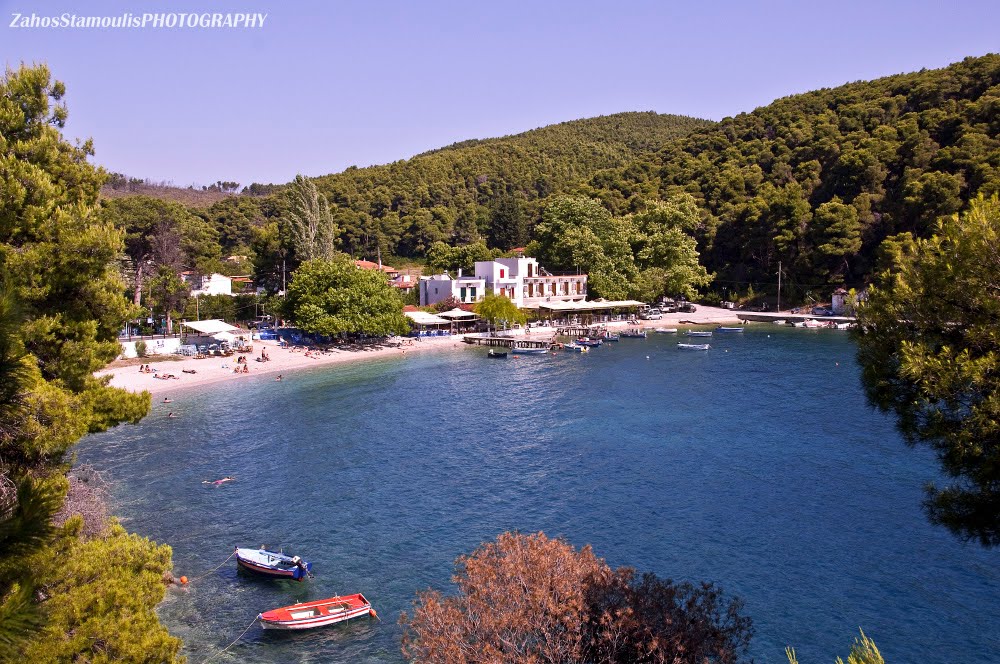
[474,293,526,329]
[855,195,1000,546]
[401,531,753,664]
[0,64,174,660]
[285,257,410,337]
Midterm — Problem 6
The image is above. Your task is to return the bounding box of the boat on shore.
[235,547,312,581]
[685,330,713,337]
[654,327,678,334]
[259,593,375,630]
[677,343,710,350]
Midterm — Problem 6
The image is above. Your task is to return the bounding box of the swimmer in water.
[163,398,173,403]
[168,412,177,418]
[202,476,235,485]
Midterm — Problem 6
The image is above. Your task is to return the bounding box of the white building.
[420,270,485,306]
[181,272,233,297]
[419,257,588,308]
[473,257,586,309]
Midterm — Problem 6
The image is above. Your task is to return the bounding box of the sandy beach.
[97,305,742,397]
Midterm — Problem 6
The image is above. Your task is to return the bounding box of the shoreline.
[96,306,743,397]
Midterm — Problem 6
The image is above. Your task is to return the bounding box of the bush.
[402,532,753,663]
[134,341,147,357]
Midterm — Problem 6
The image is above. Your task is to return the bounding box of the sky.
[2,0,998,187]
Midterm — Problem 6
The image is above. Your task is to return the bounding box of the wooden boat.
[511,345,547,355]
[620,329,647,338]
[563,342,589,353]
[677,343,711,350]
[716,326,744,332]
[602,333,620,342]
[235,547,312,581]
[576,337,603,347]
[654,327,678,334]
[259,593,374,630]
[685,330,713,337]
[487,349,508,358]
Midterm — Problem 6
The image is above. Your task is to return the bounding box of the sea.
[76,327,1000,663]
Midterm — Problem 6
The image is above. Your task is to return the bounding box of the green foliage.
[586,54,1000,292]
[0,64,160,658]
[23,521,181,663]
[786,629,885,664]
[286,257,410,337]
[284,174,338,262]
[533,194,710,300]
[312,113,710,259]
[426,240,500,274]
[855,195,1000,546]
[474,293,526,328]
[134,340,147,358]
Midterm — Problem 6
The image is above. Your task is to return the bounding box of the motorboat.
[235,547,312,581]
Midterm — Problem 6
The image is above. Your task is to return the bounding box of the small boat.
[802,319,828,329]
[259,593,374,630]
[835,322,854,330]
[487,349,508,358]
[685,330,713,337]
[512,346,548,355]
[772,319,787,325]
[677,343,710,350]
[620,329,647,338]
[717,326,744,332]
[654,327,678,334]
[602,333,620,342]
[576,337,603,347]
[563,342,589,353]
[235,547,312,581]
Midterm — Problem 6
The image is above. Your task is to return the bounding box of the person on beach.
[275,374,282,381]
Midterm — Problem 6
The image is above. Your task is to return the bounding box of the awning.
[436,308,478,319]
[404,311,451,326]
[213,331,238,342]
[182,319,241,334]
[537,300,646,311]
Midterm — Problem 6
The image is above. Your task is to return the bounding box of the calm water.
[77,329,1000,663]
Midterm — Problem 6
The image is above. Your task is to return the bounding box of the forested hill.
[584,54,1000,298]
[311,112,712,257]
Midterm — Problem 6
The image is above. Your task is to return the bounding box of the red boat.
[258,593,375,630]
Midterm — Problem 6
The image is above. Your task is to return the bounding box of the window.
[460,287,467,301]
[470,287,477,300]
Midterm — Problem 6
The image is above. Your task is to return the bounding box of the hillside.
[584,55,1000,298]
[311,112,712,257]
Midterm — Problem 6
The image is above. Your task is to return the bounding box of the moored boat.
[677,343,710,350]
[235,547,312,581]
[563,342,589,353]
[654,327,678,334]
[576,337,603,347]
[512,345,548,355]
[602,333,620,342]
[487,349,508,358]
[772,319,787,325]
[685,330,713,337]
[717,326,744,332]
[834,322,854,330]
[620,329,647,338]
[258,593,374,630]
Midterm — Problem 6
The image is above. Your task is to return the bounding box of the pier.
[463,336,552,349]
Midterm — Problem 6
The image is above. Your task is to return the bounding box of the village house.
[419,256,587,308]
[180,272,233,297]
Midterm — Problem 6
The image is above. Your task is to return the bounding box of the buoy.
[180,576,188,584]
[646,355,650,359]
[369,609,378,619]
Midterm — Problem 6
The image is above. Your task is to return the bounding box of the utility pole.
[777,261,782,313]
[282,258,286,297]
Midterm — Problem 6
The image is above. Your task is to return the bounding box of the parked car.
[812,306,834,316]
[640,312,663,320]
[677,302,697,313]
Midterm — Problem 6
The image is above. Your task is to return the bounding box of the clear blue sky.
[2,0,997,187]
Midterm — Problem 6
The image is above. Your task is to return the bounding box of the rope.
[186,550,236,584]
[202,615,259,664]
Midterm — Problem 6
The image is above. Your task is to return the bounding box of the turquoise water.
[77,329,1000,663]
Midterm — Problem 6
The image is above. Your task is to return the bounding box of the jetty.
[463,336,551,349]
[736,312,857,325]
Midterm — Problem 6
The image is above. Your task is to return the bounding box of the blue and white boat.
[511,345,548,355]
[620,329,647,338]
[677,343,710,350]
[685,330,713,337]
[717,326,744,332]
[563,342,589,353]
[576,337,603,347]
[602,333,620,342]
[235,547,312,581]
[654,327,678,334]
